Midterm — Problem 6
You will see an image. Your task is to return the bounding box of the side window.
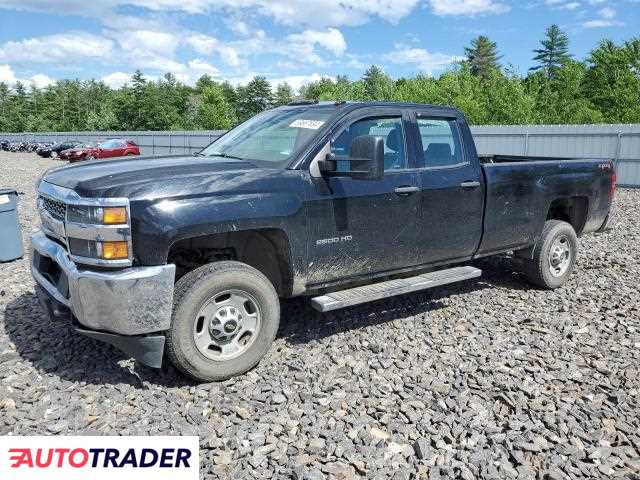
[417,118,466,168]
[331,116,407,171]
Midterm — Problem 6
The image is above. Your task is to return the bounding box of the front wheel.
[166,261,280,382]
[522,220,578,289]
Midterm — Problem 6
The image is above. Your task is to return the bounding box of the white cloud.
[267,73,335,92]
[187,59,220,77]
[427,0,510,16]
[545,0,581,10]
[287,28,347,56]
[0,0,420,27]
[29,73,55,88]
[582,5,621,28]
[101,71,133,88]
[185,33,217,55]
[383,45,462,74]
[0,63,54,88]
[0,64,18,84]
[0,32,114,63]
[598,6,616,18]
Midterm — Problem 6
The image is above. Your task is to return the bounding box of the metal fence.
[2,124,639,186]
[0,130,227,157]
[471,124,640,187]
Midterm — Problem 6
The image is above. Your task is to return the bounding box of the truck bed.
[475,156,614,257]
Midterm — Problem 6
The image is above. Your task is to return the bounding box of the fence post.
[614,132,623,168]
[524,132,529,156]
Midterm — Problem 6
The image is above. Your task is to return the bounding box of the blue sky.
[0,0,638,91]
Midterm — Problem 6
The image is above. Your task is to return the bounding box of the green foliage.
[196,84,234,130]
[464,36,501,80]
[531,24,572,79]
[274,82,294,106]
[583,39,640,123]
[236,76,273,122]
[362,65,395,100]
[0,33,639,133]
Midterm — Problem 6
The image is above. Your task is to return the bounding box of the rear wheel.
[522,220,578,289]
[166,261,280,382]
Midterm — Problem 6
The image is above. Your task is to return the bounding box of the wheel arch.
[167,228,295,297]
[546,196,589,236]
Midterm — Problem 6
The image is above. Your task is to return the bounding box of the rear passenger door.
[411,112,484,264]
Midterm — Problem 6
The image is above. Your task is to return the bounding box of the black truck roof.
[285,100,463,117]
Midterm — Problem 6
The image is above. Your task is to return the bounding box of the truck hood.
[42,154,267,199]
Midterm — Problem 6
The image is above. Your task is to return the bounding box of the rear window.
[417,118,466,168]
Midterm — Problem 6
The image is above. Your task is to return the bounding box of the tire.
[50,151,58,159]
[86,155,95,162]
[523,220,578,289]
[166,261,280,382]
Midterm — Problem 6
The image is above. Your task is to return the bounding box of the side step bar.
[311,266,482,312]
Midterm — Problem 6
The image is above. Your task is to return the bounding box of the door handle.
[460,181,481,189]
[394,186,420,195]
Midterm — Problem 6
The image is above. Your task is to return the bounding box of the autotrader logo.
[0,436,199,480]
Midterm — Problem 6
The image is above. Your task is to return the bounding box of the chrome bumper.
[31,230,176,336]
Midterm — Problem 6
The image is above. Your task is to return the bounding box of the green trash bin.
[0,188,23,262]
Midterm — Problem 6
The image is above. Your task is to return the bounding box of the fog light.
[103,207,127,225]
[101,241,129,260]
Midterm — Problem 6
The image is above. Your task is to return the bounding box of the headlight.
[67,205,128,225]
[68,239,129,260]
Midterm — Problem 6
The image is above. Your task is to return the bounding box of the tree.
[274,82,294,106]
[235,76,273,122]
[531,25,572,79]
[362,65,395,100]
[196,85,234,129]
[464,36,501,80]
[583,38,640,122]
[195,74,217,93]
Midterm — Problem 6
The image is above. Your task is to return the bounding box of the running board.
[311,266,482,312]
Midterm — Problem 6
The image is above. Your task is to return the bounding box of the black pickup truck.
[31,102,616,381]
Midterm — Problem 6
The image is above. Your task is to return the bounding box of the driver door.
[304,108,421,286]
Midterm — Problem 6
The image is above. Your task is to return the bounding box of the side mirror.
[318,135,384,181]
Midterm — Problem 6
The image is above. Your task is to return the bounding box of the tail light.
[609,171,617,202]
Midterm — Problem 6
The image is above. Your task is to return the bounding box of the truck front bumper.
[30,230,176,368]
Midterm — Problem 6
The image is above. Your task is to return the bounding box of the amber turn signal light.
[103,207,127,225]
[101,241,129,260]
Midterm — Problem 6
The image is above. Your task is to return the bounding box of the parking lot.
[0,152,639,479]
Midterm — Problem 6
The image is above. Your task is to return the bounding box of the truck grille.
[40,196,66,221]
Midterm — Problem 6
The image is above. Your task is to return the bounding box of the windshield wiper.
[208,152,246,161]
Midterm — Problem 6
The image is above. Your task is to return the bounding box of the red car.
[61,139,140,163]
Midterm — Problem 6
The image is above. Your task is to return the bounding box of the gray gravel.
[1,152,639,480]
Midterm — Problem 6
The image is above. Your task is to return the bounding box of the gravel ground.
[0,151,639,480]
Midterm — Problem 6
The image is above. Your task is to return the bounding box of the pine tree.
[531,25,572,79]
[274,82,294,106]
[236,76,273,122]
[362,65,394,100]
[464,36,501,80]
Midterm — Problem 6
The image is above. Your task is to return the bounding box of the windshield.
[200,106,338,167]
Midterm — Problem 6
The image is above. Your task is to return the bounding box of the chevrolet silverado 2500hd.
[31,102,616,381]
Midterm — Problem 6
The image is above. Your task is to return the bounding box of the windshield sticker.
[290,119,325,130]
